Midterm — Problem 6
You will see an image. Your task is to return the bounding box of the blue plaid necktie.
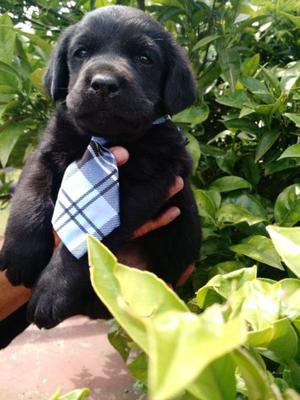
[52,136,120,259]
[52,115,171,259]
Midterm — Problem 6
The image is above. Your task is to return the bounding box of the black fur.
[0,6,201,330]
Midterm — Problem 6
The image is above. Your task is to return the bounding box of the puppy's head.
[44,6,196,139]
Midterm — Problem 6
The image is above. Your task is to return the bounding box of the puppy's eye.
[73,47,88,59]
[136,54,153,65]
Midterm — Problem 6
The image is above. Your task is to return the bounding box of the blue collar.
[152,114,171,125]
[92,115,171,146]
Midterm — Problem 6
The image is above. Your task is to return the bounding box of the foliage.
[1,0,300,398]
[49,388,90,400]
[89,236,300,400]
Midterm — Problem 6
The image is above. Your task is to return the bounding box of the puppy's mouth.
[66,90,154,139]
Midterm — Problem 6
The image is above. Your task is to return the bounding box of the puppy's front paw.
[27,278,71,329]
[27,244,91,328]
[0,249,48,288]
[0,235,53,288]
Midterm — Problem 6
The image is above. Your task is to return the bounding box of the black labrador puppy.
[0,5,201,329]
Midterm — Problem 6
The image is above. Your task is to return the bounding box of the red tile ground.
[0,317,140,400]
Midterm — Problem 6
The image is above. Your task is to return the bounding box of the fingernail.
[169,207,181,219]
[175,176,184,189]
[110,147,129,166]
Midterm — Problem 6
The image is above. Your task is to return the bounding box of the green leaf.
[0,121,28,167]
[186,133,200,174]
[281,12,300,28]
[230,279,281,331]
[249,318,298,363]
[267,226,300,278]
[0,60,20,88]
[196,266,257,308]
[240,76,269,95]
[285,113,300,128]
[216,90,249,109]
[127,352,148,384]
[218,48,241,91]
[232,348,274,400]
[0,14,16,64]
[49,388,90,400]
[274,184,300,226]
[208,260,246,277]
[199,144,225,157]
[198,63,221,97]
[222,193,268,219]
[255,130,281,163]
[241,54,260,77]
[230,235,283,270]
[31,68,47,95]
[194,189,220,225]
[216,204,266,227]
[147,306,247,400]
[173,104,209,126]
[209,176,251,192]
[284,389,300,400]
[188,355,236,400]
[88,236,188,353]
[265,158,298,176]
[278,144,300,160]
[60,389,91,400]
[14,28,52,59]
[192,35,221,51]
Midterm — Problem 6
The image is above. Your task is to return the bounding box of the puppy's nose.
[90,74,120,97]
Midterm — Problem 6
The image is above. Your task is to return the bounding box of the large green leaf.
[194,189,220,225]
[249,318,298,363]
[192,35,221,51]
[281,12,300,28]
[88,236,188,353]
[230,279,280,331]
[173,104,209,126]
[222,193,268,219]
[274,184,300,226]
[186,133,201,174]
[230,235,283,270]
[285,113,300,128]
[188,355,236,400]
[241,54,260,77]
[216,204,266,227]
[0,14,16,64]
[232,348,275,400]
[14,28,52,60]
[0,120,28,167]
[209,176,251,192]
[279,144,300,160]
[49,388,90,400]
[218,48,241,91]
[147,307,247,400]
[255,130,281,163]
[267,226,300,278]
[196,266,257,308]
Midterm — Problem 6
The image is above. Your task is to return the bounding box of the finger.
[167,176,184,199]
[176,263,195,287]
[131,206,181,239]
[109,146,129,166]
[53,230,61,251]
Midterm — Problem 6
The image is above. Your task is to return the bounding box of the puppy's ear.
[164,45,197,115]
[43,26,76,101]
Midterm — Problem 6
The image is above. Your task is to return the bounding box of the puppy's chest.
[119,143,185,183]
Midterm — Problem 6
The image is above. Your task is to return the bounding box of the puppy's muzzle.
[89,73,121,98]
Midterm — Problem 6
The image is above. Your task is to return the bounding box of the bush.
[1,0,300,398]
